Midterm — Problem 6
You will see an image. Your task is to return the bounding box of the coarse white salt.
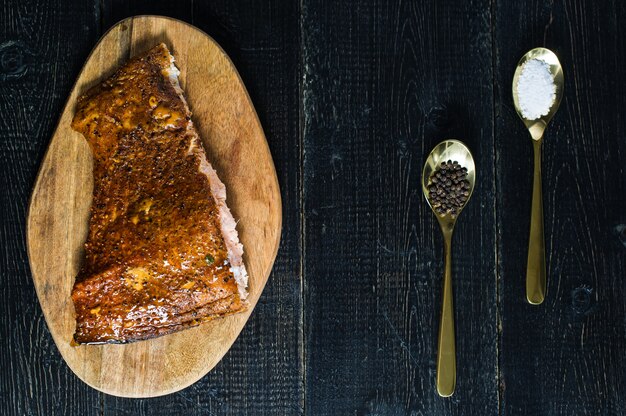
[516,59,556,120]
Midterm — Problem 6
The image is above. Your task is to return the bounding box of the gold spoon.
[512,48,564,305]
[422,139,476,397]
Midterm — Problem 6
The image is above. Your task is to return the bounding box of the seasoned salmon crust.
[70,43,248,344]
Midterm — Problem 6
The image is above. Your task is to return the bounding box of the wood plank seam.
[298,1,307,414]
[490,0,504,415]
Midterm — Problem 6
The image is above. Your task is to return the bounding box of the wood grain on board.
[26,16,281,398]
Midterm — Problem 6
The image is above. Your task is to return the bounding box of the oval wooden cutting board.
[26,16,281,398]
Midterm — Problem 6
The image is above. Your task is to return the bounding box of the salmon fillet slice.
[70,44,248,344]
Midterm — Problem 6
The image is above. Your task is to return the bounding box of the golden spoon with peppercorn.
[422,139,476,397]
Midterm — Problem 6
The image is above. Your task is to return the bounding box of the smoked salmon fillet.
[70,44,248,344]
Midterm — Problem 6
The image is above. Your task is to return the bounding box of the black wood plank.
[302,1,498,414]
[102,1,193,27]
[101,2,303,415]
[0,1,102,415]
[495,0,626,414]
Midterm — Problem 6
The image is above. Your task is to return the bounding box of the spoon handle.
[436,230,456,397]
[526,139,546,304]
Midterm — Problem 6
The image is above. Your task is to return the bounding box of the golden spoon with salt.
[512,48,564,305]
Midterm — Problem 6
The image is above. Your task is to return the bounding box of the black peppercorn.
[428,160,470,218]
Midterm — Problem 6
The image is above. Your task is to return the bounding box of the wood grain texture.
[26,16,281,398]
[0,0,103,414]
[495,0,626,414]
[301,0,498,414]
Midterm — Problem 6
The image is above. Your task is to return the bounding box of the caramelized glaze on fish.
[71,44,248,344]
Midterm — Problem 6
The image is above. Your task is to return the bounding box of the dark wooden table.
[2,0,625,415]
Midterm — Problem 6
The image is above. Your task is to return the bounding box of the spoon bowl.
[513,48,564,139]
[422,139,477,224]
[422,139,476,397]
[512,47,564,304]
